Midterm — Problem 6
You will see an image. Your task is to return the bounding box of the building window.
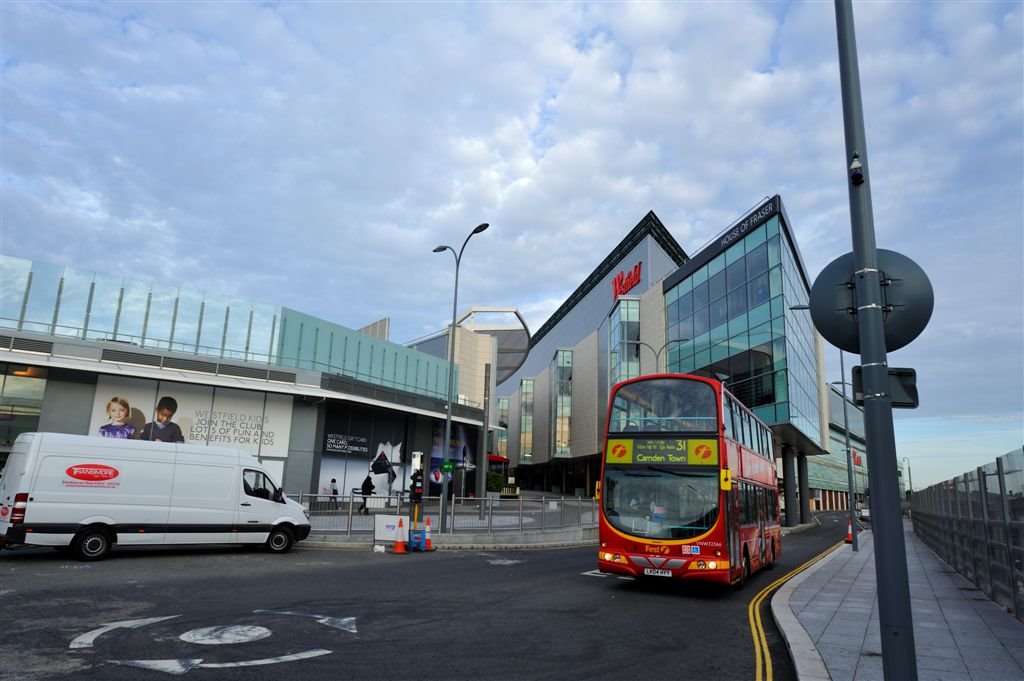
[609,298,640,386]
[551,350,572,458]
[0,364,47,466]
[519,379,534,463]
[496,397,509,460]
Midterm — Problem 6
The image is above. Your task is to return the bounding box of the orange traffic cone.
[845,518,854,544]
[393,517,407,554]
[425,516,433,551]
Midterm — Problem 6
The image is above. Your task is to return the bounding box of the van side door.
[166,449,237,545]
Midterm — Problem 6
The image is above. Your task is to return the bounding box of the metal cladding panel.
[570,331,600,458]
[531,368,551,464]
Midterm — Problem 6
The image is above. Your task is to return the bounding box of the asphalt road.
[0,511,852,681]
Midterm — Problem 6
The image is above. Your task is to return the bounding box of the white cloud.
[1,0,1020,485]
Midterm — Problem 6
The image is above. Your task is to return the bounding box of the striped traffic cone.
[425,516,433,551]
[845,518,854,544]
[393,517,407,554]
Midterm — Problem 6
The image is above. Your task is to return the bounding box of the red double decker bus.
[597,373,781,587]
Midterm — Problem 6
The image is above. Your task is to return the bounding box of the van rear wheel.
[265,526,293,554]
[73,528,112,561]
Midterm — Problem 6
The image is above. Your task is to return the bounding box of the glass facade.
[664,216,820,443]
[0,363,46,464]
[0,256,451,401]
[551,350,572,458]
[609,298,640,386]
[519,379,534,463]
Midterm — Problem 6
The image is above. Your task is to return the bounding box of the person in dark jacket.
[358,474,375,515]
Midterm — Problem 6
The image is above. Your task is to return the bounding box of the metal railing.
[291,492,599,536]
[910,447,1024,622]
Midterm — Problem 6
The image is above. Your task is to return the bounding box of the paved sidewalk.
[773,520,1024,681]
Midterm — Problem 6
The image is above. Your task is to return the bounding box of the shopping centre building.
[0,256,525,501]
[495,195,871,524]
[0,194,876,522]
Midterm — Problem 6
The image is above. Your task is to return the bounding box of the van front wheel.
[265,527,293,554]
[73,528,112,561]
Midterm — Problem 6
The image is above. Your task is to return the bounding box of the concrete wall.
[284,399,322,492]
[38,376,96,435]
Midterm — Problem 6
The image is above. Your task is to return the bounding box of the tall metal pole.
[434,223,489,533]
[834,2,917,678]
[839,350,858,551]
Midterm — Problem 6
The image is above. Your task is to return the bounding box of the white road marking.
[488,559,523,565]
[582,569,633,580]
[253,609,357,633]
[70,616,181,649]
[109,658,203,675]
[179,625,271,645]
[198,649,332,669]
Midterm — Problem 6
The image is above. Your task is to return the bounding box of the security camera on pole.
[433,223,489,533]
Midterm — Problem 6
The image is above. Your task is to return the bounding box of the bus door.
[757,487,767,568]
[727,487,741,575]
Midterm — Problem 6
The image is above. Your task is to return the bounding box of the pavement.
[772,518,1024,681]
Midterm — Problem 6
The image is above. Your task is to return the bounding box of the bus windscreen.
[603,467,719,540]
[608,377,718,433]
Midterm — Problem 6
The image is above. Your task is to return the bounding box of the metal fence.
[910,447,1024,622]
[290,492,599,535]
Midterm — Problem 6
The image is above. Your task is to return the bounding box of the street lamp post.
[433,222,489,533]
[902,456,913,499]
[793,304,858,551]
[635,339,688,374]
[835,349,859,551]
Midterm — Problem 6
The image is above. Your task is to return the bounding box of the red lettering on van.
[66,464,120,482]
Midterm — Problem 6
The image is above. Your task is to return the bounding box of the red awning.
[487,454,509,463]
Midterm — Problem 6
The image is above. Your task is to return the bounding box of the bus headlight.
[708,561,718,570]
[696,560,706,569]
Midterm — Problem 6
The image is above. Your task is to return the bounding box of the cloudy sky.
[1,1,1021,487]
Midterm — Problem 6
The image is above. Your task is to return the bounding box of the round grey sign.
[809,249,933,353]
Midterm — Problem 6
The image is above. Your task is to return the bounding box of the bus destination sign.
[605,438,718,466]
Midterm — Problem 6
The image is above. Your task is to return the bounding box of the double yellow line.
[748,541,844,681]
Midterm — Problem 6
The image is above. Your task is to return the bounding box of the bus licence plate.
[643,568,672,578]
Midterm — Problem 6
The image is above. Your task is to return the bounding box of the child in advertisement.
[141,396,186,443]
[98,396,136,439]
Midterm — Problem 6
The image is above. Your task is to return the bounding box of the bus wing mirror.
[720,469,733,491]
[594,481,601,501]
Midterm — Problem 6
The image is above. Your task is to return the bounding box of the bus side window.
[723,396,734,440]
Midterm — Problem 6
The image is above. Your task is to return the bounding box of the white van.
[0,432,310,561]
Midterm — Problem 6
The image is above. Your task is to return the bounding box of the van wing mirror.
[273,488,283,503]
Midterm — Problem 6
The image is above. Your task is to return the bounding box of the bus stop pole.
[834,2,917,679]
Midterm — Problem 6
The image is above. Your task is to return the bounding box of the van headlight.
[303,508,310,519]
